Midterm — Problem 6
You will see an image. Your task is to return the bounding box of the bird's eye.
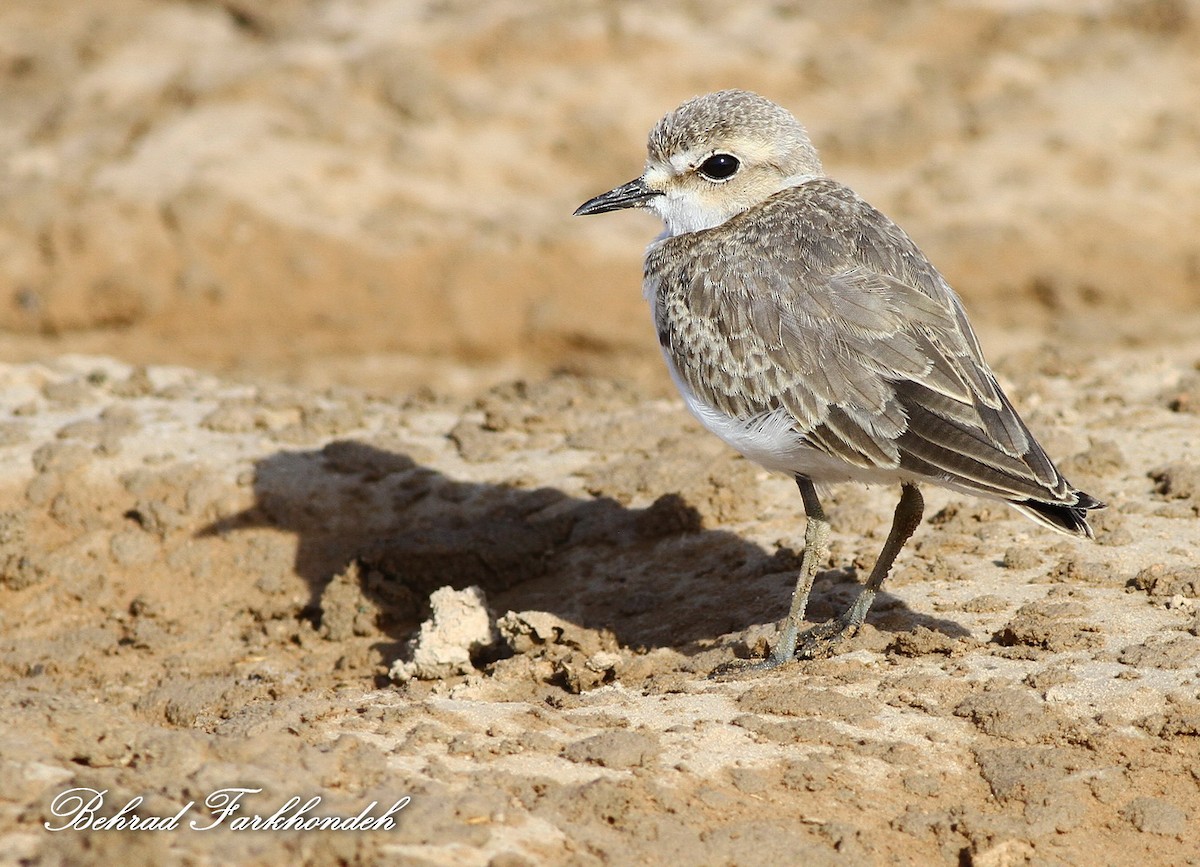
[697,153,740,181]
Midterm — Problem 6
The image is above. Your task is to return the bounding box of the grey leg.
[768,477,830,664]
[710,476,829,677]
[794,482,924,659]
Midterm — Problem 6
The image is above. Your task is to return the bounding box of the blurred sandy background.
[3,2,1200,865]
[4,0,1198,391]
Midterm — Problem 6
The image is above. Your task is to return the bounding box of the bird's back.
[646,178,1102,536]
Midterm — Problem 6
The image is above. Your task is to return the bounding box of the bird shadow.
[199,440,969,670]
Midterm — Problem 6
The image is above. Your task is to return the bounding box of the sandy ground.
[2,1,1200,865]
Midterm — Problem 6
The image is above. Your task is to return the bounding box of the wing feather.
[648,179,1090,509]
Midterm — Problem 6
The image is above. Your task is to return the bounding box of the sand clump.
[390,586,498,682]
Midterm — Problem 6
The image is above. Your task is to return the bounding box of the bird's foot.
[792,618,860,660]
[707,655,786,679]
[709,610,866,678]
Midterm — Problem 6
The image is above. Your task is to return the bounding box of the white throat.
[648,193,733,237]
[647,172,821,238]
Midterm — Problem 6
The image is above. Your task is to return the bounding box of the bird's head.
[575,89,824,237]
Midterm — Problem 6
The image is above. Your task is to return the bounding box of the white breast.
[647,265,899,487]
[659,339,909,488]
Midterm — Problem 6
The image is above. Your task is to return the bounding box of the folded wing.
[650,179,1101,533]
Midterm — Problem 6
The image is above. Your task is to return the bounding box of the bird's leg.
[767,476,830,664]
[795,483,924,659]
[709,476,828,677]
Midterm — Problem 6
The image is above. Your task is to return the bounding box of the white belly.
[662,351,899,487]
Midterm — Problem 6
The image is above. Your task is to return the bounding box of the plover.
[575,89,1103,665]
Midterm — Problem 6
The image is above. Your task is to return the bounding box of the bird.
[574,89,1103,667]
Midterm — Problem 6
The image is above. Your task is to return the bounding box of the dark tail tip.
[1018,491,1105,538]
[1073,491,1106,511]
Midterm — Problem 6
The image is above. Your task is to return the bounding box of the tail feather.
[1009,492,1105,539]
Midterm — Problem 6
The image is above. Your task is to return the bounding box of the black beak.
[574,178,662,216]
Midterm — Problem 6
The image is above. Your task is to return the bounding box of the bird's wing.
[650,179,1077,505]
